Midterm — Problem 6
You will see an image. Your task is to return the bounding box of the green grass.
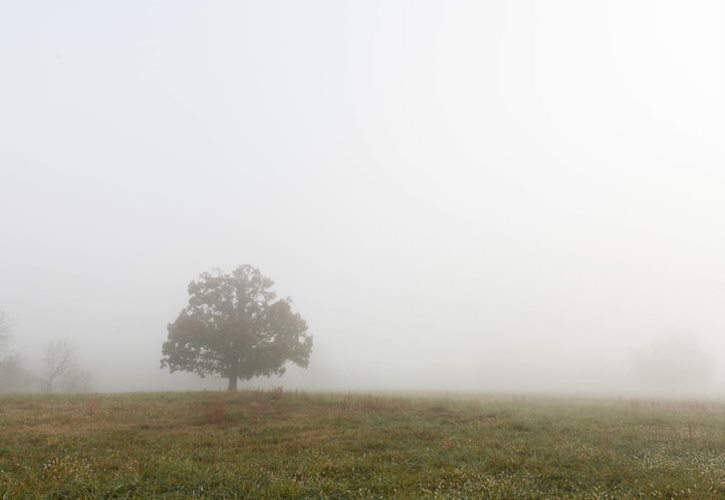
[0,391,723,498]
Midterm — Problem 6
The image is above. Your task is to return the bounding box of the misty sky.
[1,1,724,396]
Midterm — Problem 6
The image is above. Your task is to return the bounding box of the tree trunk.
[227,375,238,391]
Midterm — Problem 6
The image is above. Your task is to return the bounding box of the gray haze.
[1,1,724,397]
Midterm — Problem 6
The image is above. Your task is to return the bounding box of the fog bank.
[1,1,724,398]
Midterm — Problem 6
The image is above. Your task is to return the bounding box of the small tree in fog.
[161,265,313,391]
[42,339,93,393]
[43,339,75,393]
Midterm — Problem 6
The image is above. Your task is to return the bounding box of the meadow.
[0,390,723,498]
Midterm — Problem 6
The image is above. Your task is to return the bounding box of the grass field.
[0,390,723,498]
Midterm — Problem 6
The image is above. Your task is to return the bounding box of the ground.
[0,390,723,498]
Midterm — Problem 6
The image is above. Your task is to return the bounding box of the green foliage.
[0,392,723,498]
[161,266,312,390]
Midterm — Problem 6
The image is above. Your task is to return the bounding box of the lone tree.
[161,265,313,391]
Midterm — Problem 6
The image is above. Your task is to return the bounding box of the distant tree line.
[4,262,314,395]
[0,311,93,394]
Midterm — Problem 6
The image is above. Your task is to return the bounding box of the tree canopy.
[161,265,312,390]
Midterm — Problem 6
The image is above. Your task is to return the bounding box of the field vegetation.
[0,390,723,498]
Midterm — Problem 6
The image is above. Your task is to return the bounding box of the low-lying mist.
[1,1,724,400]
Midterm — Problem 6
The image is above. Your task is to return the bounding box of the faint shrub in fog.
[0,312,37,393]
[59,368,94,393]
[630,331,714,387]
[0,353,38,393]
[0,311,10,347]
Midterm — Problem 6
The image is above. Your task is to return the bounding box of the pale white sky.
[1,1,724,395]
